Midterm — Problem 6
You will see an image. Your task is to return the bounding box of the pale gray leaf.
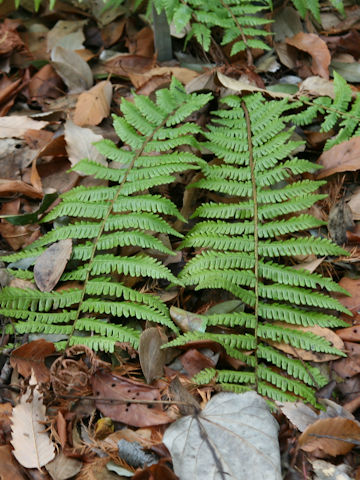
[64,119,107,167]
[51,46,93,93]
[34,239,72,292]
[163,391,281,480]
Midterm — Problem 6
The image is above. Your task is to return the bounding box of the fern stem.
[242,99,259,391]
[218,0,253,65]
[65,112,175,349]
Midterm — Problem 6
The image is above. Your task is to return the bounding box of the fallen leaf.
[0,179,43,198]
[28,64,64,102]
[277,402,318,432]
[10,339,55,383]
[0,116,48,139]
[336,325,360,342]
[101,19,126,47]
[47,19,87,51]
[286,33,331,79]
[217,72,290,98]
[132,67,198,88]
[0,22,25,56]
[178,349,216,377]
[170,306,206,333]
[299,417,360,457]
[328,199,354,245]
[11,373,56,468]
[0,403,12,444]
[105,54,156,78]
[293,257,324,272]
[127,26,154,58]
[73,81,112,127]
[94,417,114,440]
[348,187,360,220]
[51,46,93,93]
[46,452,82,480]
[0,445,24,480]
[311,460,353,480]
[298,76,335,98]
[64,119,107,167]
[91,370,172,427]
[139,327,167,384]
[163,391,281,480]
[334,277,360,312]
[34,239,72,292]
[317,137,360,178]
[132,459,178,480]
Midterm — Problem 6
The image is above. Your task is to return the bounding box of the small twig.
[59,393,192,406]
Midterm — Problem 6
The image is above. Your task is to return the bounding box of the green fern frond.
[153,0,271,58]
[291,72,360,150]
[0,78,211,351]
[171,92,348,405]
[291,0,344,21]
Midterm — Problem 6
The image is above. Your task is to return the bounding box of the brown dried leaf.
[46,452,82,479]
[317,137,360,178]
[286,33,331,79]
[336,325,360,342]
[0,403,12,445]
[299,417,360,457]
[10,339,55,383]
[28,64,64,102]
[91,370,172,427]
[0,445,24,480]
[73,81,112,127]
[34,239,72,292]
[0,179,42,198]
[0,22,25,56]
[334,277,360,312]
[139,327,167,384]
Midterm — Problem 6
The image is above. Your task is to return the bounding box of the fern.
[170,92,350,405]
[0,78,211,352]
[291,0,344,22]
[153,0,272,58]
[291,72,360,150]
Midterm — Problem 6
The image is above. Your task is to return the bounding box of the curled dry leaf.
[73,81,112,127]
[34,239,72,292]
[139,327,167,384]
[0,179,43,198]
[286,33,331,79]
[10,339,55,383]
[91,369,173,427]
[11,373,56,468]
[317,137,360,179]
[299,417,360,457]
